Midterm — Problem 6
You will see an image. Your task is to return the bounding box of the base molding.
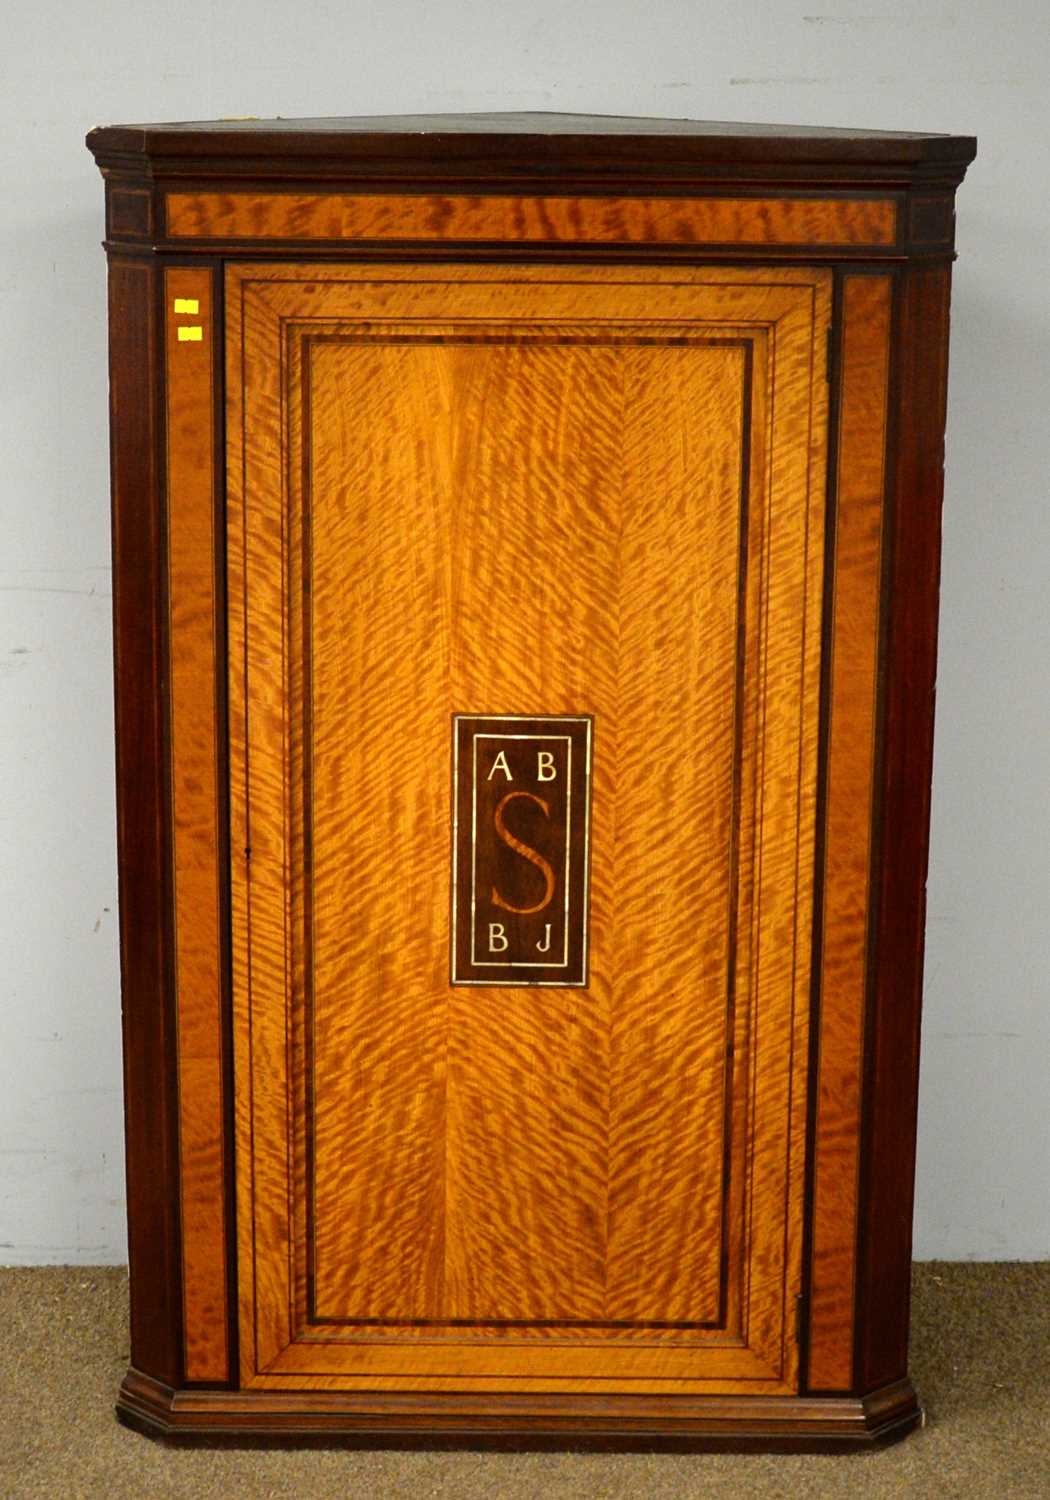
[117,1368,921,1451]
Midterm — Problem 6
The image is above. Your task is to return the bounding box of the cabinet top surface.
[87,110,976,177]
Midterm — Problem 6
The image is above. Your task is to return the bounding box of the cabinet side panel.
[108,258,183,1385]
[807,275,892,1391]
[164,267,230,1383]
[856,266,952,1393]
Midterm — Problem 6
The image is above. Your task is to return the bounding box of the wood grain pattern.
[807,275,893,1392]
[226,266,295,1376]
[305,332,451,1327]
[107,257,183,1387]
[168,191,895,248]
[856,266,953,1394]
[226,264,829,1392]
[225,257,256,1382]
[164,268,229,1384]
[108,185,152,239]
[117,1363,923,1449]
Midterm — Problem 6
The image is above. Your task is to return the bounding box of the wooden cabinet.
[87,113,975,1448]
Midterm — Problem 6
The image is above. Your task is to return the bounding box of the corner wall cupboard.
[87,113,975,1448]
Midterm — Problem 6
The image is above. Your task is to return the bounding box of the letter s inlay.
[490,791,556,915]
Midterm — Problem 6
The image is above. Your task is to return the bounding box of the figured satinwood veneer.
[163,268,229,1383]
[165,191,897,248]
[807,274,893,1391]
[88,112,975,1447]
[225,264,828,1393]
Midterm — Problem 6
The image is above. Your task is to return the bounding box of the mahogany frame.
[89,114,974,1448]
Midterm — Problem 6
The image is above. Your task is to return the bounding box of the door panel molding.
[226,263,830,1393]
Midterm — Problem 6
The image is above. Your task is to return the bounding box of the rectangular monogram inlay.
[452,715,592,986]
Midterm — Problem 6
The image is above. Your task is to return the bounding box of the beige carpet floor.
[0,1263,1047,1498]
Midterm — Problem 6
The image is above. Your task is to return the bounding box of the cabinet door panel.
[226,264,829,1392]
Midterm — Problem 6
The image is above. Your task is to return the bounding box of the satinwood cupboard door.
[226,263,829,1394]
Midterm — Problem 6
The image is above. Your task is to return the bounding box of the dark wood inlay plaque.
[452,715,592,986]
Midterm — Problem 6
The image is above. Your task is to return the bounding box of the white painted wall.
[1,1,1046,1263]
